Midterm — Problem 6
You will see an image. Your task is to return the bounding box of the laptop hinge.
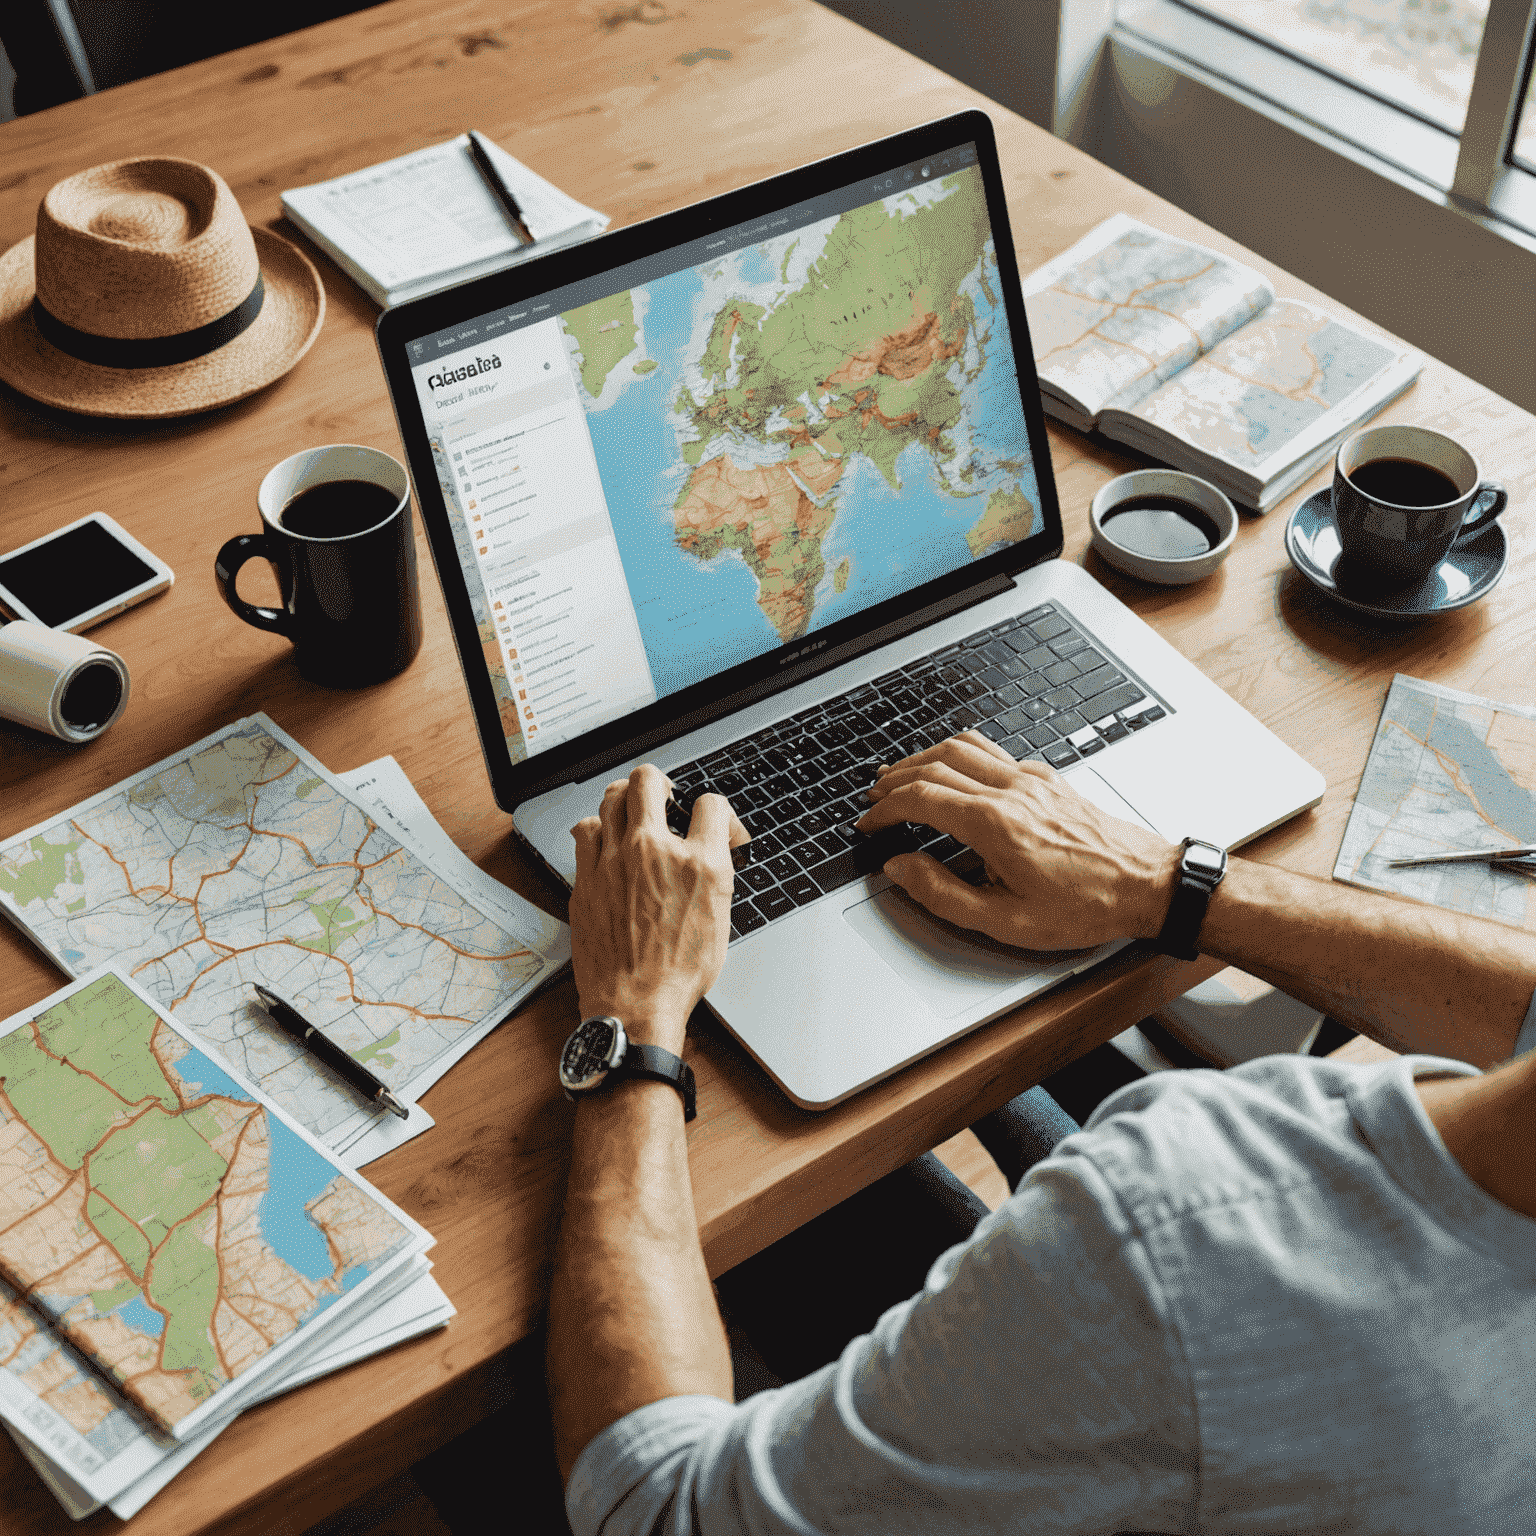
[539,571,1020,795]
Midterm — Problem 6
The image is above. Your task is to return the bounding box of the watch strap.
[1153,838,1227,962]
[611,1041,697,1122]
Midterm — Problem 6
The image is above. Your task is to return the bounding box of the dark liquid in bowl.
[281,480,400,538]
[1346,458,1459,507]
[1101,496,1222,560]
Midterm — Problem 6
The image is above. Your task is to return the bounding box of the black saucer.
[1284,488,1508,618]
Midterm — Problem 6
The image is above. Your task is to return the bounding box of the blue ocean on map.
[582,240,1041,700]
[174,1044,352,1286]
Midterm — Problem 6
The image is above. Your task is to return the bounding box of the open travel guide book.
[1023,214,1422,511]
[0,969,447,1519]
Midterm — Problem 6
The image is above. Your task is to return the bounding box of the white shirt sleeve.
[1515,988,1536,1057]
[565,1145,1197,1536]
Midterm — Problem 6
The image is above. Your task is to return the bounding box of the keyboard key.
[948,706,984,732]
[1018,605,1054,624]
[1075,663,1123,695]
[928,834,965,862]
[757,887,797,922]
[997,705,1032,733]
[1042,659,1081,686]
[1042,740,1078,767]
[1076,737,1106,757]
[999,733,1032,759]
[848,822,925,874]
[981,641,1015,668]
[1030,615,1072,640]
[740,863,777,893]
[1080,681,1146,721]
[797,783,833,812]
[993,683,1024,708]
[1044,686,1081,711]
[1099,719,1130,743]
[772,793,806,821]
[787,840,824,869]
[1020,643,1055,670]
[731,899,768,936]
[951,676,987,701]
[1051,635,1090,658]
[798,809,832,838]
[1141,705,1167,723]
[1021,697,1055,722]
[765,853,801,882]
[813,833,846,861]
[978,720,1010,743]
[976,666,1009,691]
[1022,722,1058,749]
[783,873,822,906]
[749,829,784,858]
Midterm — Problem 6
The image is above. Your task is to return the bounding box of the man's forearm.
[547,1079,733,1483]
[1201,858,1536,1066]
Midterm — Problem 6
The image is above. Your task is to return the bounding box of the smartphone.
[0,513,174,632]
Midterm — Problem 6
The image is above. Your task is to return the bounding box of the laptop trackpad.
[841,770,1151,1019]
[843,886,1088,1018]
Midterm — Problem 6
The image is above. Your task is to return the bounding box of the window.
[1188,2,1488,134]
[1118,0,1536,237]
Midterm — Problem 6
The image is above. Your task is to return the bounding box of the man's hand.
[569,765,746,1051]
[860,732,1178,951]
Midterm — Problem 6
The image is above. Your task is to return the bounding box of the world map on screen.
[556,166,1043,698]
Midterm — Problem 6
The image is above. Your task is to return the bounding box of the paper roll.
[0,621,131,743]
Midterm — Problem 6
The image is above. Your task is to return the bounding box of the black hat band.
[31,273,265,369]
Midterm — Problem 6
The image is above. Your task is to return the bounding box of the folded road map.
[0,714,569,1163]
[0,968,434,1511]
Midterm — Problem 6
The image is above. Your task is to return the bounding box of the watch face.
[1184,841,1227,878]
[560,1017,624,1092]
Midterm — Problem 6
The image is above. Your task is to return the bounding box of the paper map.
[0,970,427,1503]
[1334,675,1536,929]
[0,715,553,1156]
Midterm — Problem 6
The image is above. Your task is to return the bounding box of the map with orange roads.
[1125,299,1397,474]
[1335,675,1536,930]
[0,971,418,1465]
[559,164,1043,690]
[0,715,550,1156]
[1024,218,1274,420]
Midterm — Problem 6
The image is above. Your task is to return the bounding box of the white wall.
[820,1,1536,411]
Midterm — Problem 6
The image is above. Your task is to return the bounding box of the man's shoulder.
[1054,1053,1453,1237]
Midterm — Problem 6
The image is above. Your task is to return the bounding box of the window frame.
[1111,0,1536,240]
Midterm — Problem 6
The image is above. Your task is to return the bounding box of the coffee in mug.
[1332,425,1507,587]
[215,444,424,687]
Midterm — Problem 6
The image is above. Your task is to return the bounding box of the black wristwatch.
[1153,838,1228,961]
[558,1015,697,1121]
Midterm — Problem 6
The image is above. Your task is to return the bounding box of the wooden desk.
[1,1,1532,1530]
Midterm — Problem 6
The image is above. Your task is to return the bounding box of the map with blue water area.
[0,972,413,1454]
[556,166,1043,698]
[1335,675,1536,931]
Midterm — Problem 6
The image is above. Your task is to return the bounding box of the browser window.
[410,143,1043,764]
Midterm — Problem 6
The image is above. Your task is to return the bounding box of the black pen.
[466,130,536,247]
[252,985,409,1120]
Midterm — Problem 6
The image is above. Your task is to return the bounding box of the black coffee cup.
[1333,425,1507,587]
[216,444,423,687]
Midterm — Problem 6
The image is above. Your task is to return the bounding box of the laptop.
[375,110,1324,1109]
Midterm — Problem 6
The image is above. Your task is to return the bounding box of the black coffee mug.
[216,444,423,687]
[1333,425,1508,587]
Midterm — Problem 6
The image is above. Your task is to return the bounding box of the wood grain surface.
[0,1,1531,1531]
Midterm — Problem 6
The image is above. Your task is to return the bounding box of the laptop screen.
[381,114,1061,806]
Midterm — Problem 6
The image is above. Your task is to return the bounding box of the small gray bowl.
[1090,470,1238,585]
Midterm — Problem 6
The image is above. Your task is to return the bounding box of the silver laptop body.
[378,113,1324,1109]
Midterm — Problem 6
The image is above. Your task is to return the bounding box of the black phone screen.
[0,521,158,628]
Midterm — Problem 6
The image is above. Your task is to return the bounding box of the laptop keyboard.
[662,602,1169,942]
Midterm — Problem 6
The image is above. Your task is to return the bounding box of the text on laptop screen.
[409,151,1043,763]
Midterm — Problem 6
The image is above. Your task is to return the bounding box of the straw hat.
[0,157,324,419]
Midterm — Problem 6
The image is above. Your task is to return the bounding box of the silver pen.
[1388,844,1536,868]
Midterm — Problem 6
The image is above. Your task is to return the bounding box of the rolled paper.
[0,620,130,743]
